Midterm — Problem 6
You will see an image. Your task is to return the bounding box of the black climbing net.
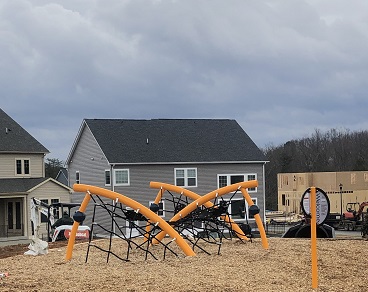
[83,189,253,263]
[85,194,180,262]
[162,188,253,255]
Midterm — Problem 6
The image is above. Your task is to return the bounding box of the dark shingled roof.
[84,119,267,164]
[0,178,48,194]
[0,108,49,153]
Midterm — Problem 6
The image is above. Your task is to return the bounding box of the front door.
[6,199,23,236]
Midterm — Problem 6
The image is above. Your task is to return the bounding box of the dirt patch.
[0,241,70,259]
[0,237,367,291]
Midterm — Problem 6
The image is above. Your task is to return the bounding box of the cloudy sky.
[2,0,368,161]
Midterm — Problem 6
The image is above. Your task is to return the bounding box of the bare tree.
[45,158,64,178]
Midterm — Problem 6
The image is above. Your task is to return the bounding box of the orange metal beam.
[65,184,196,261]
[149,181,249,241]
[152,181,265,246]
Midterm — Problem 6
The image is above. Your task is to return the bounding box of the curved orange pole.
[66,192,91,260]
[149,182,249,241]
[65,184,195,261]
[144,187,165,242]
[153,181,259,243]
[240,188,269,249]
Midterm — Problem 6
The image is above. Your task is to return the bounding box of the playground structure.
[148,181,268,250]
[65,180,268,262]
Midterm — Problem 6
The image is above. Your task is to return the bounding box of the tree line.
[262,128,368,210]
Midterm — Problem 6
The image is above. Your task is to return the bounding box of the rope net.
[84,189,252,262]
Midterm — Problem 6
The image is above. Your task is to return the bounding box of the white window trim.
[15,158,31,176]
[114,169,130,186]
[174,167,197,188]
[149,200,165,217]
[217,173,257,192]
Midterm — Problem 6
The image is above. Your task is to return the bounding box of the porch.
[0,197,28,246]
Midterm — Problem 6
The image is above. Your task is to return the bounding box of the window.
[229,199,246,220]
[40,199,49,223]
[175,168,197,187]
[76,171,80,184]
[15,159,30,175]
[217,174,257,192]
[149,200,165,217]
[222,198,258,220]
[15,202,21,229]
[51,199,60,219]
[16,160,22,175]
[247,174,256,191]
[7,202,13,229]
[40,198,60,222]
[246,198,258,219]
[105,170,111,186]
[114,169,130,186]
[282,194,286,206]
[24,160,30,174]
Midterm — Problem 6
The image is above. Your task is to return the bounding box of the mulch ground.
[0,237,367,291]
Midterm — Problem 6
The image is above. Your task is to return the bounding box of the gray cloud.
[1,0,368,160]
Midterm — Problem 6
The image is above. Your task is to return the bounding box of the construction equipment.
[25,198,90,256]
[340,202,368,231]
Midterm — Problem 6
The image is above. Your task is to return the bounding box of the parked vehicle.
[26,198,90,255]
[339,202,368,231]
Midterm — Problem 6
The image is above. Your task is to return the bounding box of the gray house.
[0,108,73,245]
[67,119,268,235]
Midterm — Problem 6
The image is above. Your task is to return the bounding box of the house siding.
[68,125,111,232]
[114,163,265,217]
[0,153,45,178]
[68,125,110,188]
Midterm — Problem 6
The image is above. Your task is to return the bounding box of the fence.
[265,222,297,236]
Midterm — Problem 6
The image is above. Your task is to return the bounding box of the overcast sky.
[2,0,368,161]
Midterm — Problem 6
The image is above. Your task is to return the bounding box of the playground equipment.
[149,180,269,251]
[66,185,195,262]
[65,181,268,262]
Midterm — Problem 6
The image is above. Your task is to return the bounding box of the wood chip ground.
[0,237,367,291]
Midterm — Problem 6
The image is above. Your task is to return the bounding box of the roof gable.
[0,108,49,153]
[0,177,72,194]
[79,119,266,164]
[56,168,68,180]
